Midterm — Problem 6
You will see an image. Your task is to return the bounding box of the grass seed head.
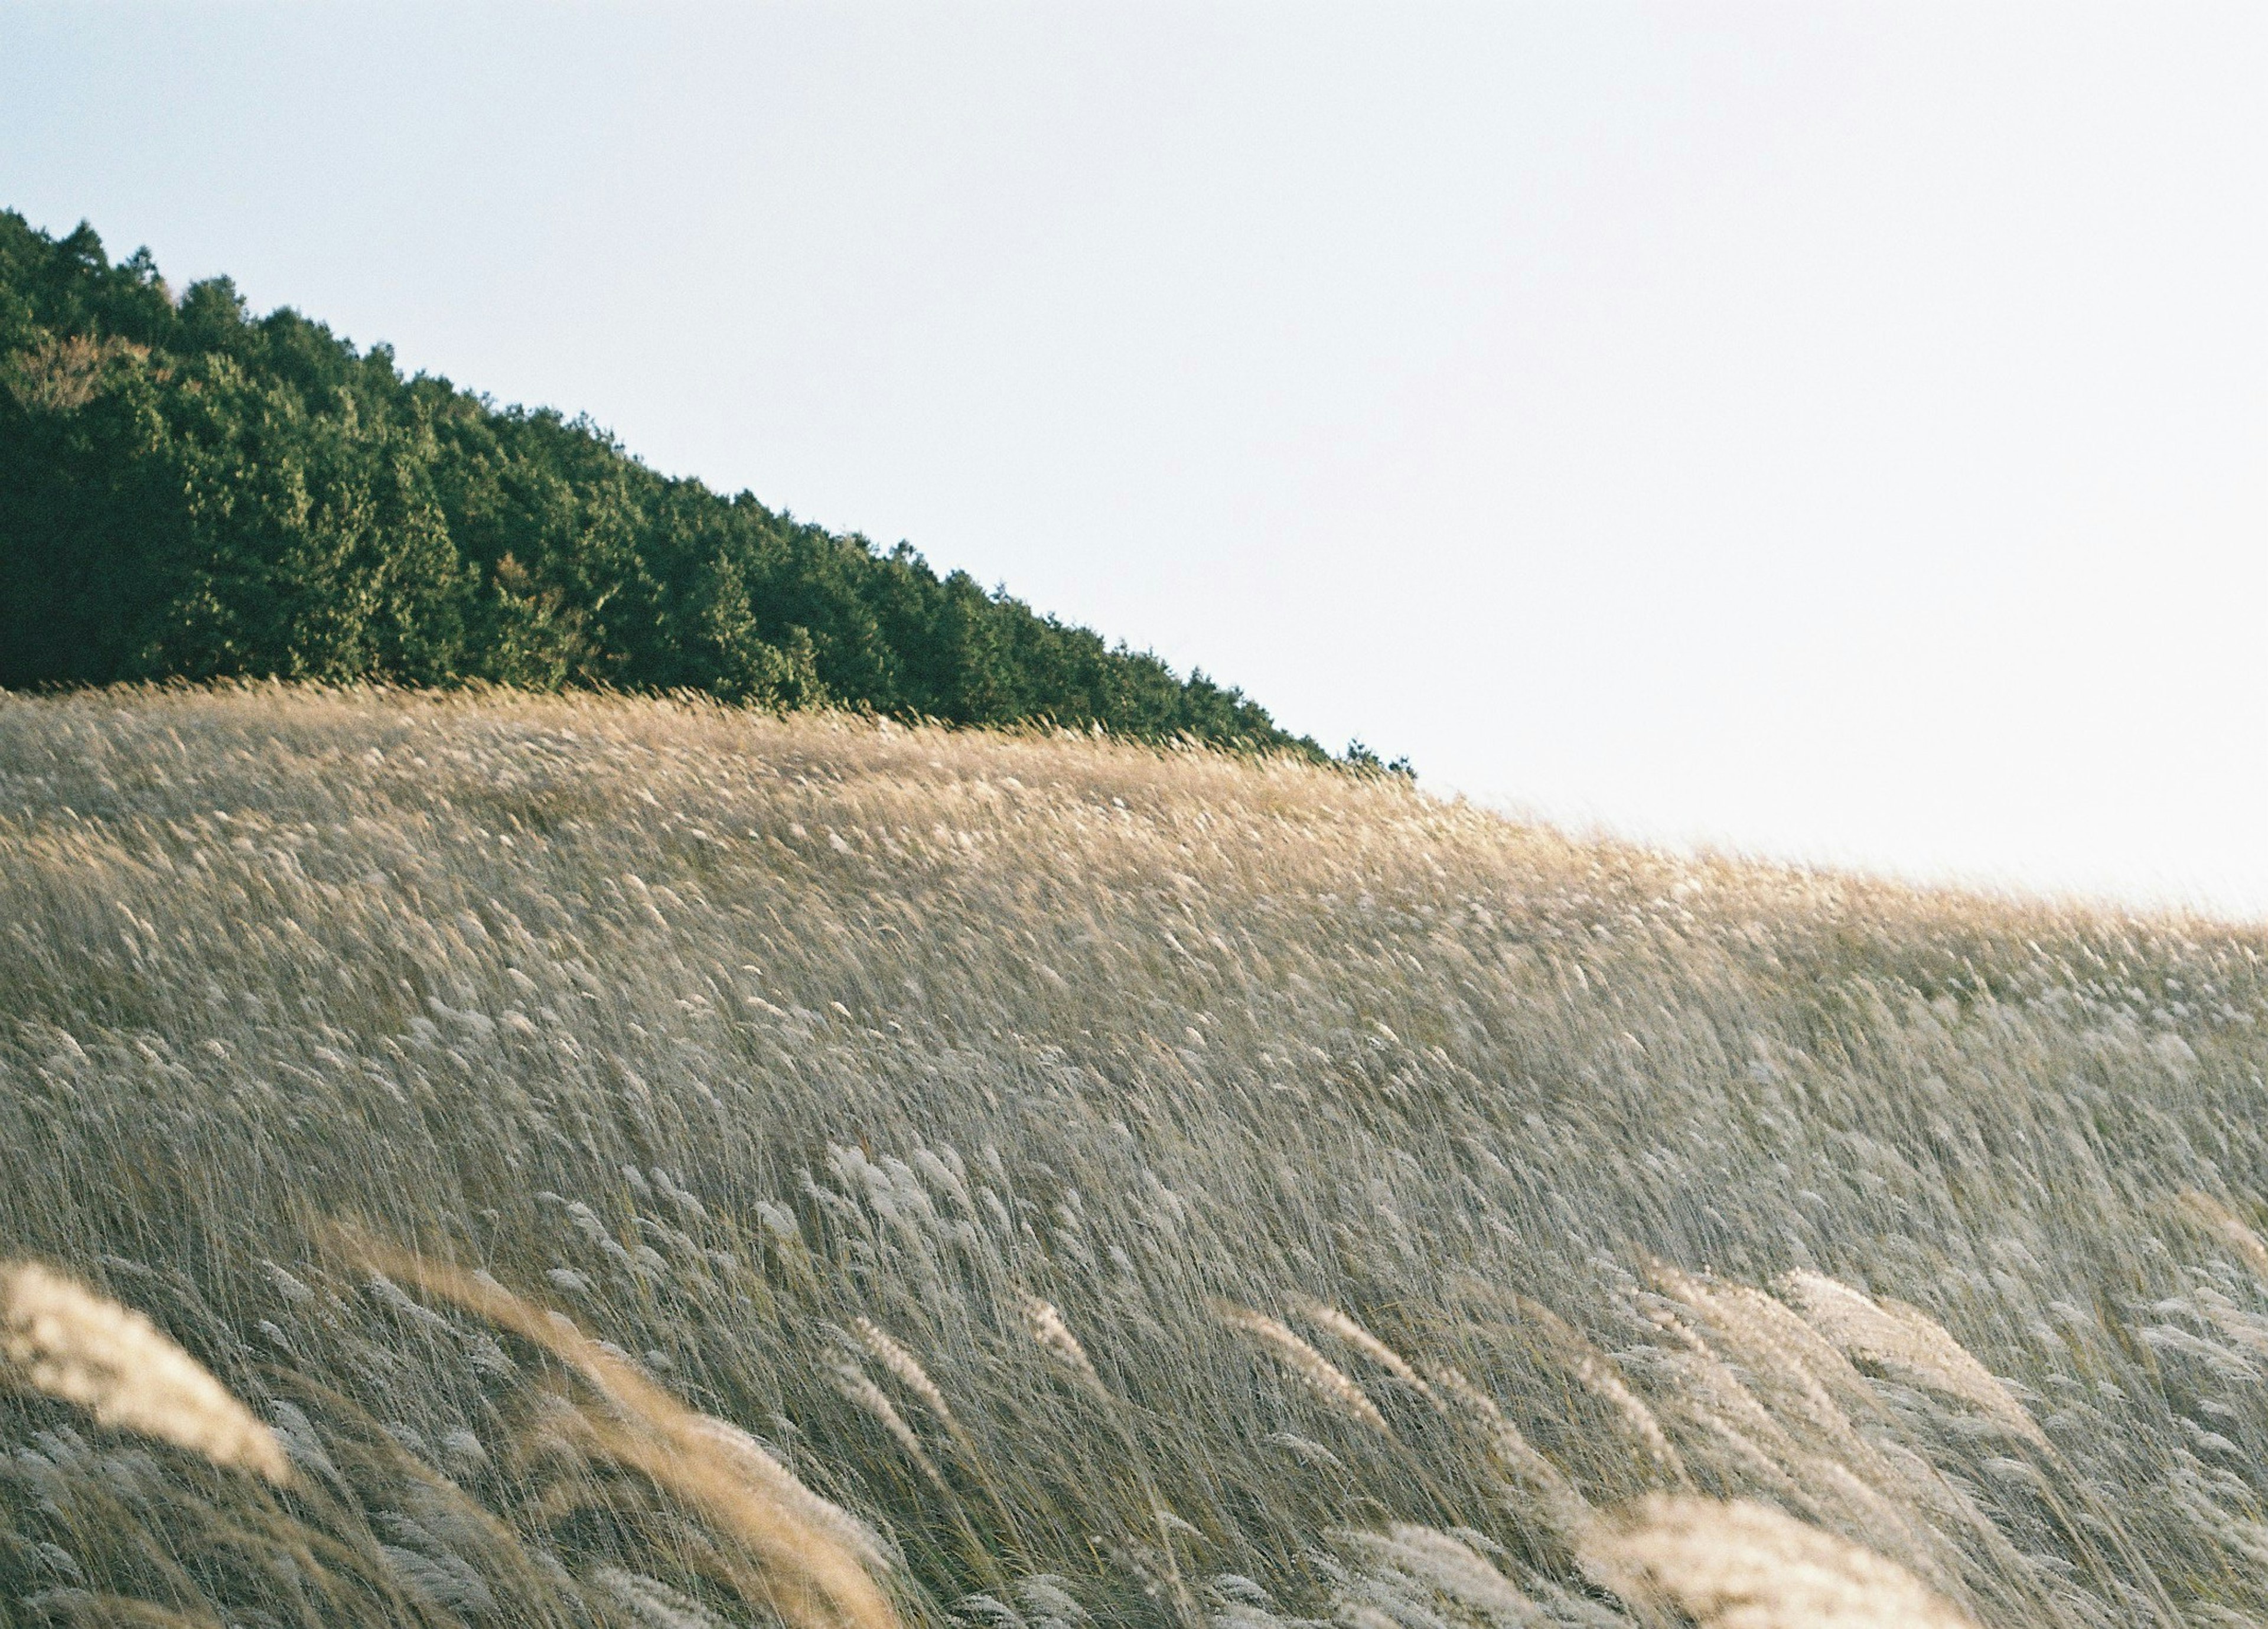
[832,1359,947,1488]
[1216,1303,1389,1433]
[1424,1364,1588,1533]
[1776,1272,2042,1446]
[1579,1494,1979,1629]
[355,1243,901,1629]
[1019,1294,1105,1395]
[1516,1292,1683,1481]
[2175,1191,2268,1279]
[0,1259,289,1484]
[853,1315,960,1426]
[1288,1297,1433,1400]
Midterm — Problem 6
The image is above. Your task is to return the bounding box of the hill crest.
[0,210,1338,764]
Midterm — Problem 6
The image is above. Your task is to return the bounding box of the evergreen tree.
[0,211,1360,765]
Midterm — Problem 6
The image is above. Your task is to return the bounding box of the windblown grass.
[2,1260,288,1485]
[1579,1494,1979,1628]
[5,683,2268,1625]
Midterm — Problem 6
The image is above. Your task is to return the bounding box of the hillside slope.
[5,686,2268,1628]
[0,211,1317,758]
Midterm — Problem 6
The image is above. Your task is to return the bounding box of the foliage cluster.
[0,213,1320,757]
[6,688,2268,1626]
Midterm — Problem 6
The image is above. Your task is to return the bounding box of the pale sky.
[5,5,2265,919]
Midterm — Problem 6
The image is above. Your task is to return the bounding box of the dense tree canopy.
[0,211,1334,758]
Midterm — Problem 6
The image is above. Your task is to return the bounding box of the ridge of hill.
[0,211,1334,761]
[6,685,2268,1628]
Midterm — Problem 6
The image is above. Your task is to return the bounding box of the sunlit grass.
[5,683,2268,1626]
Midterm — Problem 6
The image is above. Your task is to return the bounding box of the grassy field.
[6,685,2268,1628]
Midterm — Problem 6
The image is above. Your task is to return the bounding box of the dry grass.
[1213,1305,1389,1434]
[357,1241,904,1629]
[2,1260,287,1484]
[1777,1271,2047,1447]
[1579,1494,1978,1628]
[5,683,2268,1625]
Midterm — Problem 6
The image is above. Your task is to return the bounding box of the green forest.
[0,211,1332,757]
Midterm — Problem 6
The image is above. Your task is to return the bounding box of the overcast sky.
[5,4,2265,918]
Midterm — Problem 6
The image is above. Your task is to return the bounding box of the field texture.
[5,687,2268,1628]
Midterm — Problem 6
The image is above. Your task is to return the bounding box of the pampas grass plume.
[1423,1364,1588,1535]
[832,1358,947,1489]
[2176,1191,2268,1279]
[853,1315,960,1427]
[1777,1272,2042,1446]
[1289,1298,1433,1400]
[1020,1294,1106,1396]
[356,1242,900,1629]
[0,1259,289,1483]
[1581,1494,1979,1629]
[1514,1291,1683,1481]
[1216,1302,1388,1432]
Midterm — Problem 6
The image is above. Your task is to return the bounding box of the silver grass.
[1217,1303,1389,1432]
[832,1358,949,1488]
[1776,1272,2044,1446]
[2176,1191,2268,1280]
[0,1259,288,1483]
[1288,1298,1433,1400]
[1514,1291,1683,1482]
[1579,1494,1979,1629]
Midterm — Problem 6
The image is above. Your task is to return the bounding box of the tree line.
[0,211,1370,763]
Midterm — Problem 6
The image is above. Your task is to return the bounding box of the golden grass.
[353,1239,903,1629]
[1,1260,288,1484]
[5,684,2268,1625]
[1580,1494,1979,1628]
[1214,1304,1389,1434]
